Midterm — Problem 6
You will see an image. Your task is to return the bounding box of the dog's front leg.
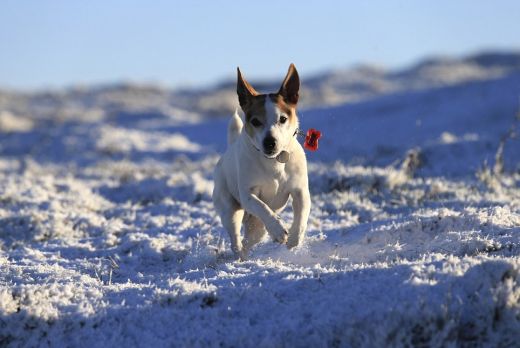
[240,188,288,244]
[287,187,311,249]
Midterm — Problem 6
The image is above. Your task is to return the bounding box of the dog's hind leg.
[213,162,245,259]
[222,208,244,259]
[214,193,244,259]
[241,213,266,259]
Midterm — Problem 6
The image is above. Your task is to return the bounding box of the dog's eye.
[279,116,288,124]
[251,118,263,127]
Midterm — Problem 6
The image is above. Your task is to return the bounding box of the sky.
[1,1,519,90]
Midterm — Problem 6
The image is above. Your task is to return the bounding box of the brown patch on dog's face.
[243,95,267,138]
[269,93,298,128]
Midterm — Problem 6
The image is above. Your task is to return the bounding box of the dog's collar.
[293,128,305,137]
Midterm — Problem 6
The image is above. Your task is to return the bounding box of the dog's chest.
[258,176,290,209]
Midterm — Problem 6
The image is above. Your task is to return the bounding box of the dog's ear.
[237,67,259,110]
[278,63,300,105]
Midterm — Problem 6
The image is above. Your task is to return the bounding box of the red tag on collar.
[303,128,322,151]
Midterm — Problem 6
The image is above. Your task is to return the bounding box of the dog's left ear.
[278,63,300,105]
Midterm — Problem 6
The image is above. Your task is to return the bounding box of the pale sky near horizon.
[1,1,519,90]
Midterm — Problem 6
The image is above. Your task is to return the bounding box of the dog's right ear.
[237,67,259,110]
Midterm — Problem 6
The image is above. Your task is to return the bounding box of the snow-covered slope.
[1,53,519,347]
[2,51,520,120]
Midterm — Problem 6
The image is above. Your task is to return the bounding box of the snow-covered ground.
[1,55,520,346]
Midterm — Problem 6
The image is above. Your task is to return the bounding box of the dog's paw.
[231,250,243,262]
[238,250,249,262]
[286,236,300,249]
[268,219,288,244]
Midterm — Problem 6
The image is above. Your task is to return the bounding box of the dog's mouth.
[263,150,279,158]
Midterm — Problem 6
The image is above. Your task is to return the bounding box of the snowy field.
[1,56,520,346]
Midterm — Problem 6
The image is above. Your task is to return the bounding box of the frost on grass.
[1,61,520,346]
[1,151,519,346]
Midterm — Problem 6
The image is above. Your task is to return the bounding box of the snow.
[1,53,520,346]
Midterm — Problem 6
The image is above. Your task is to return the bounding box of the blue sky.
[1,1,519,90]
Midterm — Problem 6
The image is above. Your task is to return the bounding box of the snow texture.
[1,53,520,347]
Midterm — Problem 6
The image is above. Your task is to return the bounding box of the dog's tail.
[227,109,243,145]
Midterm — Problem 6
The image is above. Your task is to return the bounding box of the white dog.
[213,64,311,260]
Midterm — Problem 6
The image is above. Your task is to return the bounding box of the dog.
[212,64,311,260]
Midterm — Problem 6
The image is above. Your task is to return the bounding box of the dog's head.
[237,64,300,158]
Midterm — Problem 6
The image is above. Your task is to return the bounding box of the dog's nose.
[263,136,276,154]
